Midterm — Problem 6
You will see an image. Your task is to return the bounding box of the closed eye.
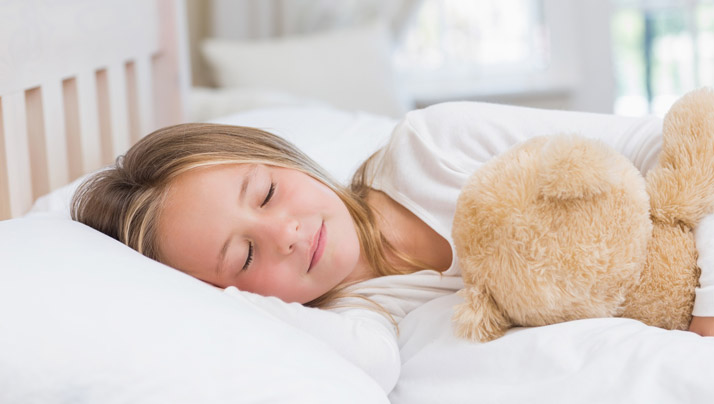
[242,241,253,271]
[261,182,275,207]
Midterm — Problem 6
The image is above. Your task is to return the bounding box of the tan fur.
[453,88,714,342]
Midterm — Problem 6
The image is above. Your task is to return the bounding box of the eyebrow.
[239,164,259,204]
[215,164,259,274]
[216,240,230,275]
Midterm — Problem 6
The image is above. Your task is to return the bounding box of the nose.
[265,215,300,255]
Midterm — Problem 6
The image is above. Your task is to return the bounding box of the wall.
[186,0,618,114]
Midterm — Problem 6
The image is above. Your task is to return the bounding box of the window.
[395,0,547,73]
[394,0,569,104]
[612,0,714,116]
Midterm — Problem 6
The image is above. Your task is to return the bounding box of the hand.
[689,316,714,336]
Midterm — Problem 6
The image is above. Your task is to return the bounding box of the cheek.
[346,236,362,267]
[331,214,362,270]
[237,265,299,300]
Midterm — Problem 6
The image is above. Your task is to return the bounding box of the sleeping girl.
[71,101,714,392]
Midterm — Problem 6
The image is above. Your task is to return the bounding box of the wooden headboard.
[0,0,189,220]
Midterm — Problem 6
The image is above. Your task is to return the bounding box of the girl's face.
[157,163,367,303]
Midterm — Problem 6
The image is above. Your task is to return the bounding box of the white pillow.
[189,86,331,122]
[0,216,388,403]
[201,21,412,118]
[28,174,89,218]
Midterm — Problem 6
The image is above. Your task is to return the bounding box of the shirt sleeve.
[223,287,400,394]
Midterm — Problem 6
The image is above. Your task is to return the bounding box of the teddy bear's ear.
[648,86,714,228]
[660,87,714,169]
[537,135,621,201]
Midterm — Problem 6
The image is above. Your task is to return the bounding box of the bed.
[2,1,714,403]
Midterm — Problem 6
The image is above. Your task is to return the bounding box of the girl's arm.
[223,287,400,393]
[689,316,714,336]
[691,214,714,336]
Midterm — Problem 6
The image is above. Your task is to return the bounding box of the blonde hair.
[71,123,423,308]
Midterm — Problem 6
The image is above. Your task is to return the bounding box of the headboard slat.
[95,69,113,166]
[63,77,83,180]
[0,99,9,219]
[130,56,156,144]
[1,92,33,218]
[126,61,141,145]
[107,64,132,161]
[0,0,187,220]
[0,0,160,95]
[76,70,103,174]
[25,87,50,199]
[41,81,71,191]
[152,0,188,129]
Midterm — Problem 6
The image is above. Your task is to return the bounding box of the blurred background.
[185,0,714,120]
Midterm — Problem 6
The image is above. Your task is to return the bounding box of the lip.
[308,222,326,272]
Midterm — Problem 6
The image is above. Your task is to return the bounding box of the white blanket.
[392,293,714,404]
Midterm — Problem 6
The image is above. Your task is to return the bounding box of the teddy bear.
[452,87,714,342]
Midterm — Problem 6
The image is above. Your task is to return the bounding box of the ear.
[453,286,511,342]
[537,134,620,201]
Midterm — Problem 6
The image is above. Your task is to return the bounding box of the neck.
[366,189,452,274]
[342,252,377,284]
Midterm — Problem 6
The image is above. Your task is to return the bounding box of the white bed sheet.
[391,293,714,404]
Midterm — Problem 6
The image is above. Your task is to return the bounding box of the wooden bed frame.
[0,0,189,220]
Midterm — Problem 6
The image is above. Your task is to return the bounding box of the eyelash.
[242,182,275,271]
[261,182,275,207]
[242,242,253,271]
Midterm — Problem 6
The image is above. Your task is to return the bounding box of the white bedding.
[11,103,714,403]
[393,293,714,403]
